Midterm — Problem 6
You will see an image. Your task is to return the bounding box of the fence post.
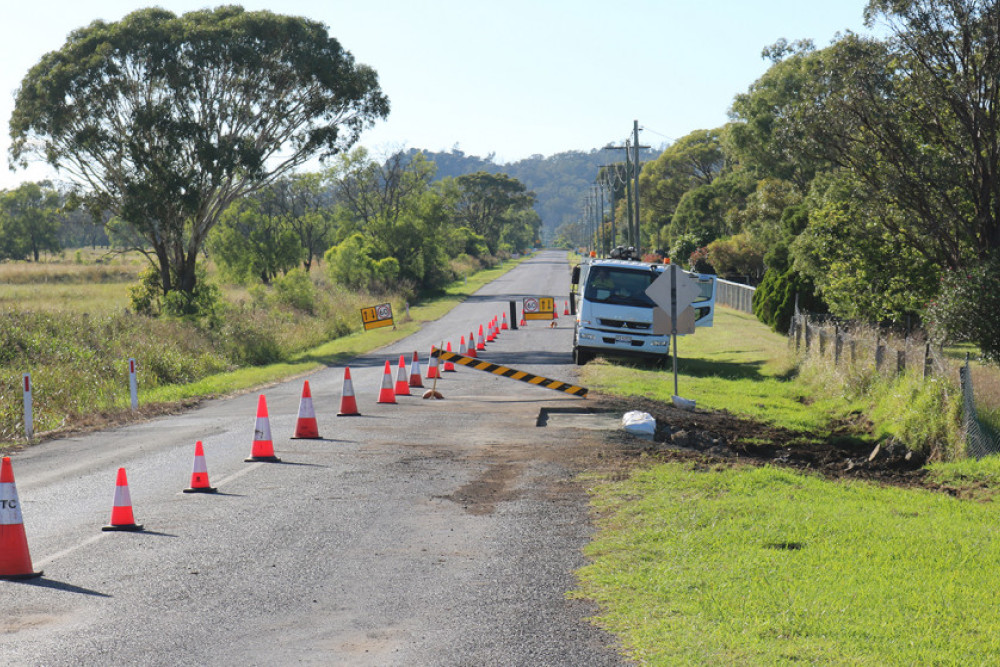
[897,349,906,375]
[850,338,856,365]
[923,342,933,378]
[875,333,884,371]
[818,326,826,358]
[804,319,812,352]
[834,325,841,366]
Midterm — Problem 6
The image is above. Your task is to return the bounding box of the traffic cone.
[394,355,411,396]
[458,336,468,356]
[291,380,320,439]
[477,325,486,351]
[377,360,397,404]
[487,318,496,342]
[245,394,281,463]
[563,300,570,315]
[338,366,361,416]
[501,312,509,330]
[426,348,440,379]
[467,331,477,358]
[409,351,424,388]
[553,306,559,320]
[0,456,42,580]
[520,308,527,326]
[444,342,456,372]
[184,441,217,493]
[103,467,144,532]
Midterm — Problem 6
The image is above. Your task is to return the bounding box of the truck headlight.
[579,333,595,341]
[649,340,668,347]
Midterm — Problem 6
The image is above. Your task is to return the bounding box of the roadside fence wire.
[789,309,1000,459]
[960,357,1000,459]
[715,278,755,314]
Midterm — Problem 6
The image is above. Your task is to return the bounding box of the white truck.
[570,257,716,365]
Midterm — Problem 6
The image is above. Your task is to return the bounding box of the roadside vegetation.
[0,252,525,447]
[575,305,1000,663]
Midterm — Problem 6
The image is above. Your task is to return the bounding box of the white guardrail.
[715,278,756,314]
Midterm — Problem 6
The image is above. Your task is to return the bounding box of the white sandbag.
[622,410,656,438]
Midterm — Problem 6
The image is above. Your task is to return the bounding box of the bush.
[926,256,1000,364]
[273,268,316,314]
[753,266,825,334]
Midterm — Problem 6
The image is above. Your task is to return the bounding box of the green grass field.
[575,305,1000,664]
[576,463,1000,665]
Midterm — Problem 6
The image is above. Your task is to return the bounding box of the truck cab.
[571,257,716,365]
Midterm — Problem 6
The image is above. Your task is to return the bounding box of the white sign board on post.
[644,264,701,408]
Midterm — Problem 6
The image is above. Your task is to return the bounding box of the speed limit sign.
[523,297,540,313]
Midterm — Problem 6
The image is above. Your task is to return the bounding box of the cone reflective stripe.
[184,441,218,493]
[501,312,509,330]
[245,394,281,462]
[377,361,397,404]
[477,325,486,351]
[426,349,440,379]
[443,342,456,372]
[338,366,361,416]
[394,355,411,396]
[292,380,320,439]
[467,331,477,358]
[409,351,425,388]
[103,467,144,532]
[0,457,42,579]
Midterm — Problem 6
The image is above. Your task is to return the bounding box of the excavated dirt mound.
[592,394,935,490]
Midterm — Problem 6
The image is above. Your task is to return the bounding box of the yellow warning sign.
[523,296,555,320]
[361,303,394,330]
[431,347,587,397]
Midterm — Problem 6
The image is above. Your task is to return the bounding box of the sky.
[0,0,877,190]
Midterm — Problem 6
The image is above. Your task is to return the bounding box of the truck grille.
[599,319,650,330]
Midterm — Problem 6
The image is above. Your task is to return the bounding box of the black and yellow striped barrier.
[431,347,588,397]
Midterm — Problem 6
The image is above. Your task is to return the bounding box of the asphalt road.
[2,250,629,666]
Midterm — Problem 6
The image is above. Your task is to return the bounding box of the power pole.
[598,182,606,257]
[598,165,617,249]
[633,120,642,257]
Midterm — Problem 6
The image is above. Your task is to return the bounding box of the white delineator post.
[128,358,138,411]
[22,373,32,441]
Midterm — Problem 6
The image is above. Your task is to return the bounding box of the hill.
[405,146,661,242]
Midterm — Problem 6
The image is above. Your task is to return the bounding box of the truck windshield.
[584,267,658,307]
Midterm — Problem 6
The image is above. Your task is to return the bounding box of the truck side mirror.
[570,265,581,285]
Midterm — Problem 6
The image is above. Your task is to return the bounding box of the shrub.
[926,257,1000,364]
[753,266,825,334]
[273,268,316,314]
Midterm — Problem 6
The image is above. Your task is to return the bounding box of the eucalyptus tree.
[9,6,388,301]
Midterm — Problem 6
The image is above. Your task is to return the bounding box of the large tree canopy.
[8,5,388,298]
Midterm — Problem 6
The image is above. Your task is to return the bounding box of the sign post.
[645,265,702,406]
[128,358,138,411]
[22,373,32,441]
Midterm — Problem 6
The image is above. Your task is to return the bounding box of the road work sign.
[523,296,555,320]
[361,303,394,331]
[431,347,587,397]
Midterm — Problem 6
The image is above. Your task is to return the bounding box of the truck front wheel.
[573,346,594,366]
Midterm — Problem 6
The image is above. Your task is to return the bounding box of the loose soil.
[590,393,967,495]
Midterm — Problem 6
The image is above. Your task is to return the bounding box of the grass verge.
[575,462,1000,664]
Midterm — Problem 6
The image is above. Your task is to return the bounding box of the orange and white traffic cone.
[0,456,42,580]
[245,394,281,463]
[394,355,411,396]
[103,467,144,532]
[444,342,456,371]
[409,351,424,388]
[477,325,486,351]
[338,366,361,416]
[553,306,559,320]
[563,300,570,316]
[520,309,527,326]
[487,319,496,342]
[184,441,217,494]
[377,360,397,404]
[291,380,320,439]
[426,348,440,379]
[467,331,477,358]
[459,336,468,357]
[501,312,509,330]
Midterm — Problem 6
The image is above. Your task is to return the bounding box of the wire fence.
[715,278,755,314]
[791,310,1000,459]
